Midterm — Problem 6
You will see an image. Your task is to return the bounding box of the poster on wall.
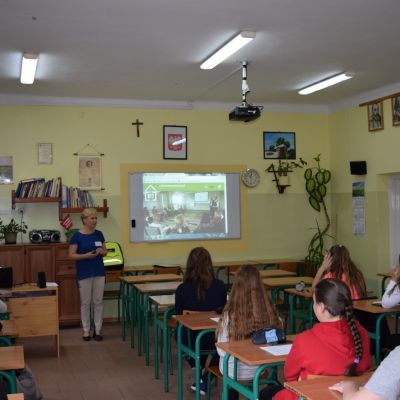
[352,181,365,236]
[0,156,13,184]
[78,155,102,190]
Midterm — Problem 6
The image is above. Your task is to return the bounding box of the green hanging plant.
[303,154,333,271]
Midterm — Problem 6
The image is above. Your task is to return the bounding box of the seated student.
[216,265,282,400]
[260,278,371,400]
[382,264,400,308]
[312,245,367,299]
[329,345,400,400]
[174,247,227,395]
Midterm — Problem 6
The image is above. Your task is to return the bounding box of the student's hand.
[95,247,106,256]
[86,251,98,259]
[319,252,332,271]
[329,381,359,395]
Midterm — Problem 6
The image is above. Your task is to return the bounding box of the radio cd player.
[29,230,61,243]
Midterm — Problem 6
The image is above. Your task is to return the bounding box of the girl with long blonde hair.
[216,265,282,399]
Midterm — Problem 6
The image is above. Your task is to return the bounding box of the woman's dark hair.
[184,247,215,300]
[327,245,367,299]
[314,278,363,376]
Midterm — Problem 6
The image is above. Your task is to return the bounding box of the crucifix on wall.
[132,118,144,137]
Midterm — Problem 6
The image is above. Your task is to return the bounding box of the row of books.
[15,177,62,198]
[61,185,97,208]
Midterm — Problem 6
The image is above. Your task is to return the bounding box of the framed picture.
[37,143,53,164]
[0,156,13,184]
[163,125,187,160]
[78,155,102,190]
[392,95,400,126]
[368,101,384,132]
[263,131,296,159]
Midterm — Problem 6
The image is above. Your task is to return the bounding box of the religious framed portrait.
[163,125,187,160]
[78,155,102,190]
[391,95,400,126]
[367,101,384,132]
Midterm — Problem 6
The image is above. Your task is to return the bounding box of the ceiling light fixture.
[298,72,354,95]
[200,31,256,70]
[20,52,39,84]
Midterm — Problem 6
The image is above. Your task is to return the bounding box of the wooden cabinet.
[0,245,25,284]
[55,244,80,324]
[0,243,81,326]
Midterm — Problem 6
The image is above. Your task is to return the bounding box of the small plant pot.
[279,175,290,186]
[4,232,17,244]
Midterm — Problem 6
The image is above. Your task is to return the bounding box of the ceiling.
[1,0,400,109]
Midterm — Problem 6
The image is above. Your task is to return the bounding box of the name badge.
[95,241,102,247]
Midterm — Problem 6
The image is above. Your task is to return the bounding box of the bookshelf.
[11,191,109,220]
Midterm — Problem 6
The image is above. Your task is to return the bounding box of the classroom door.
[388,175,400,264]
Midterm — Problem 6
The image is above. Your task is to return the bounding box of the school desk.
[8,284,59,357]
[284,371,373,400]
[150,294,175,392]
[0,320,18,346]
[7,394,24,400]
[353,298,400,365]
[175,311,219,400]
[135,281,181,366]
[284,287,314,334]
[217,337,295,400]
[250,258,301,270]
[120,273,181,344]
[263,276,314,304]
[230,269,296,279]
[0,346,24,393]
[213,260,251,286]
[376,272,391,296]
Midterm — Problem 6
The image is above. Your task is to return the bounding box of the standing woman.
[69,208,107,341]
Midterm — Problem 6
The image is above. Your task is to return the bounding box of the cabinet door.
[26,245,55,282]
[56,261,81,324]
[0,245,25,284]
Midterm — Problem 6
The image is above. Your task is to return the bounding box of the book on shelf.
[15,177,60,199]
[61,185,98,209]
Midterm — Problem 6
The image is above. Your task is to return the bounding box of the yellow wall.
[0,105,329,266]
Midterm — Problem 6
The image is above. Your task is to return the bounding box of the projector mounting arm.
[241,61,250,106]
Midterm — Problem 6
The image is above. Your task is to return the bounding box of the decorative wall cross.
[132,119,144,137]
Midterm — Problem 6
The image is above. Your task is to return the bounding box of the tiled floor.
[19,322,224,400]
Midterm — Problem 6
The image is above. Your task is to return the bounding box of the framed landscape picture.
[263,131,296,159]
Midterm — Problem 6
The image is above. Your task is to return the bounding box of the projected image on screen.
[143,173,226,240]
[129,172,241,243]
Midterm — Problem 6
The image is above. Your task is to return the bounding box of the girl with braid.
[312,245,367,299]
[260,279,371,400]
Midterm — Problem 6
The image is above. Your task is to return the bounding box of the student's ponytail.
[344,304,363,376]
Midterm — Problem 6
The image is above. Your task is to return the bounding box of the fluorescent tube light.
[200,31,256,70]
[298,72,354,95]
[20,52,38,84]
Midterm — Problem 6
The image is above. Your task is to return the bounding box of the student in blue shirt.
[69,208,107,341]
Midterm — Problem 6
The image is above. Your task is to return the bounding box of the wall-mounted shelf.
[12,191,109,220]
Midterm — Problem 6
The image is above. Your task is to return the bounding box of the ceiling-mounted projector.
[229,61,263,123]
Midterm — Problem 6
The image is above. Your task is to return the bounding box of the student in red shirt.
[260,278,371,400]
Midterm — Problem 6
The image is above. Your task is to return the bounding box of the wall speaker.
[0,266,13,289]
[37,271,47,289]
[350,161,367,175]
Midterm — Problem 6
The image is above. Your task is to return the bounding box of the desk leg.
[121,281,126,341]
[0,371,16,393]
[144,295,150,366]
[177,324,183,400]
[163,308,172,392]
[154,303,159,379]
[289,293,295,334]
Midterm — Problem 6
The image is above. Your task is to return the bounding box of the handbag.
[251,327,286,345]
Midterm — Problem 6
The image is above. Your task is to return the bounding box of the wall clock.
[241,168,260,188]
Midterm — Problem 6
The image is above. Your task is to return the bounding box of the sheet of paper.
[261,344,292,356]
[210,317,220,322]
[45,282,59,287]
[372,300,382,306]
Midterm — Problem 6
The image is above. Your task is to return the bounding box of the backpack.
[103,242,124,271]
[16,364,42,400]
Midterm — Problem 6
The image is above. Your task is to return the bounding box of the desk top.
[217,337,295,366]
[0,346,24,370]
[8,395,24,400]
[134,281,181,293]
[231,269,296,278]
[10,284,58,293]
[149,294,175,306]
[263,276,314,288]
[213,260,251,268]
[284,287,314,298]
[284,372,373,400]
[175,311,219,330]
[1,320,18,337]
[250,258,301,265]
[353,299,400,314]
[121,273,182,284]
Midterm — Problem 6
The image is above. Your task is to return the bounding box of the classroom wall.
[328,99,400,292]
[0,104,329,267]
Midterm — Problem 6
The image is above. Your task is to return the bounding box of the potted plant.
[266,158,306,192]
[0,218,28,244]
